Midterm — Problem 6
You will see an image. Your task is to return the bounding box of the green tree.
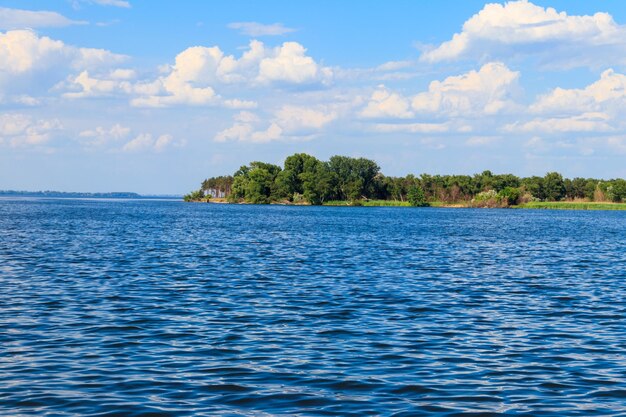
[543,172,566,201]
[328,156,380,201]
[229,162,281,203]
[300,160,336,205]
[521,176,545,200]
[274,153,320,200]
[607,179,626,202]
[183,189,205,202]
[407,185,428,207]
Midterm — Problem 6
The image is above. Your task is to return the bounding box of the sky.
[1,1,626,194]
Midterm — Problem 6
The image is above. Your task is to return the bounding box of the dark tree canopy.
[187,153,626,206]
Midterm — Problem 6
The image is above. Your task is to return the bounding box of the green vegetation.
[183,189,208,202]
[517,202,626,210]
[185,153,626,210]
[323,200,411,207]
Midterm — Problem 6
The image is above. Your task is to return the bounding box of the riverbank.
[191,199,626,210]
[515,201,626,210]
[190,196,626,211]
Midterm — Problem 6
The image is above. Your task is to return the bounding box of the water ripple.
[1,199,626,416]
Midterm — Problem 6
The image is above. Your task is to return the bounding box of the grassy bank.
[323,200,411,207]
[516,201,626,210]
[196,198,626,210]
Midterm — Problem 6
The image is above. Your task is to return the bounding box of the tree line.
[185,153,626,206]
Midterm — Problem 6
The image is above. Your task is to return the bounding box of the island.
[184,153,626,210]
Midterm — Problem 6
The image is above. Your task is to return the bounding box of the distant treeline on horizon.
[186,153,626,207]
[0,191,143,199]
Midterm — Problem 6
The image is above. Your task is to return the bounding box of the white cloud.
[215,106,337,143]
[359,63,519,122]
[0,94,42,107]
[224,98,257,109]
[214,121,254,143]
[257,42,331,85]
[74,0,131,8]
[519,69,626,135]
[228,22,295,37]
[127,40,331,108]
[154,134,177,151]
[122,133,152,152]
[122,133,184,152]
[0,30,127,77]
[531,69,626,115]
[411,62,519,116]
[79,124,131,146]
[0,30,126,107]
[506,112,613,133]
[0,7,86,30]
[361,85,413,119]
[275,105,337,132]
[0,113,62,147]
[372,122,449,134]
[63,70,132,98]
[421,0,626,68]
[93,0,131,7]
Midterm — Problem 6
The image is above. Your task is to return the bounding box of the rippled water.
[1,198,626,416]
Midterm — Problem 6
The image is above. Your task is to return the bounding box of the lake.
[1,198,625,416]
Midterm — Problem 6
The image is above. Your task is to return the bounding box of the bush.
[407,185,429,207]
[472,189,499,207]
[350,199,364,206]
[497,187,521,206]
[183,189,206,202]
[607,180,626,202]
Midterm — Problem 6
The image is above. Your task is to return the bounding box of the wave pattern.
[1,199,626,416]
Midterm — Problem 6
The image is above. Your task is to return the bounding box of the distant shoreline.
[0,191,181,199]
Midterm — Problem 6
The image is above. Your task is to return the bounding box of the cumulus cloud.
[531,69,626,115]
[0,113,62,147]
[122,133,184,152]
[506,112,613,133]
[0,29,127,101]
[0,30,126,75]
[421,0,626,68]
[63,70,133,98]
[514,69,626,134]
[257,42,332,84]
[360,85,413,119]
[215,106,337,143]
[79,124,131,146]
[0,7,86,30]
[228,22,296,37]
[372,122,450,134]
[127,40,331,108]
[359,62,519,122]
[412,62,519,116]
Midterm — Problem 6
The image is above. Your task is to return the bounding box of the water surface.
[1,199,625,416]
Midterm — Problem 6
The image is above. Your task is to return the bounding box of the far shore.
[189,198,626,211]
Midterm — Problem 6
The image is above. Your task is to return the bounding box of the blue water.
[1,198,626,416]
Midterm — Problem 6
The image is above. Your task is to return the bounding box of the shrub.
[472,189,500,207]
[350,199,364,206]
[407,185,429,207]
[497,187,521,206]
[183,189,207,202]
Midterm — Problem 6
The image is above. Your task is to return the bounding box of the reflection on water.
[1,199,625,416]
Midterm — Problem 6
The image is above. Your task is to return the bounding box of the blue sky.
[1,1,626,193]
